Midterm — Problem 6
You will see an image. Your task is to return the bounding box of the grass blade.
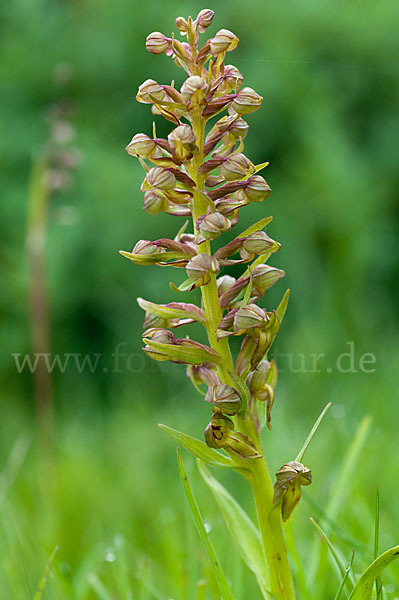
[197,460,270,598]
[310,518,354,593]
[374,488,383,600]
[177,449,235,600]
[87,573,113,600]
[348,546,399,600]
[335,551,355,600]
[33,546,59,600]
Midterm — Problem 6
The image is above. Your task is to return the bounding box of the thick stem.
[189,114,296,599]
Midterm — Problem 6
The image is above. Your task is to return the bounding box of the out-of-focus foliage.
[0,0,398,597]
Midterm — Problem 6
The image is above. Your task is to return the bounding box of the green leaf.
[158,424,234,468]
[348,546,399,600]
[235,217,273,241]
[137,297,205,323]
[276,289,290,325]
[310,518,354,593]
[144,339,223,365]
[197,461,271,599]
[295,402,331,463]
[177,450,236,600]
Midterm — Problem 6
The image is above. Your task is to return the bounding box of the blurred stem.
[189,113,295,599]
[27,157,54,458]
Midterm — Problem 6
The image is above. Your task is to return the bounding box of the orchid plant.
[120,10,398,599]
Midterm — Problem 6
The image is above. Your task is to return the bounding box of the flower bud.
[175,16,188,34]
[181,76,207,103]
[224,65,244,90]
[273,461,312,522]
[133,240,160,256]
[231,87,263,115]
[205,384,241,415]
[186,254,220,286]
[210,29,239,55]
[241,231,280,255]
[220,153,254,181]
[234,304,266,331]
[126,133,157,158]
[217,275,236,296]
[229,117,248,140]
[196,9,214,32]
[149,328,176,344]
[146,32,170,55]
[252,265,285,294]
[168,125,197,162]
[137,79,166,104]
[205,414,234,449]
[143,190,167,214]
[198,212,231,241]
[248,360,270,393]
[242,175,271,202]
[143,312,169,329]
[147,166,176,190]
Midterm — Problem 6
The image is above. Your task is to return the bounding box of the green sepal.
[276,288,290,324]
[137,297,205,324]
[120,250,189,265]
[144,338,223,365]
[234,217,273,241]
[158,424,234,468]
[197,461,270,598]
[169,277,195,293]
[348,546,399,600]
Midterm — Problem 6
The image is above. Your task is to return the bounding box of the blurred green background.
[0,0,398,598]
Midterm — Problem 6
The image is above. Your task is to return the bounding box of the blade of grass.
[177,449,235,600]
[348,546,399,600]
[33,546,59,600]
[374,488,383,600]
[310,518,354,593]
[0,433,31,508]
[88,573,113,600]
[307,416,371,587]
[335,551,355,600]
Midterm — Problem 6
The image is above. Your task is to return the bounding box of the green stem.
[189,113,296,599]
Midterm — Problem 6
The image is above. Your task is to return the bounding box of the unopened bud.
[210,29,239,55]
[148,328,176,344]
[231,87,263,115]
[241,231,280,255]
[146,32,170,55]
[168,125,197,162]
[252,265,285,294]
[224,65,244,90]
[181,76,207,102]
[205,384,241,415]
[186,253,220,286]
[137,79,166,104]
[220,153,254,181]
[242,175,271,202]
[198,212,231,241]
[229,117,248,139]
[217,275,236,296]
[204,414,234,449]
[147,166,176,190]
[234,304,266,330]
[126,133,157,158]
[248,360,270,393]
[196,9,214,32]
[143,190,167,214]
[133,240,160,256]
[143,312,168,329]
[273,461,312,522]
[175,16,188,34]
